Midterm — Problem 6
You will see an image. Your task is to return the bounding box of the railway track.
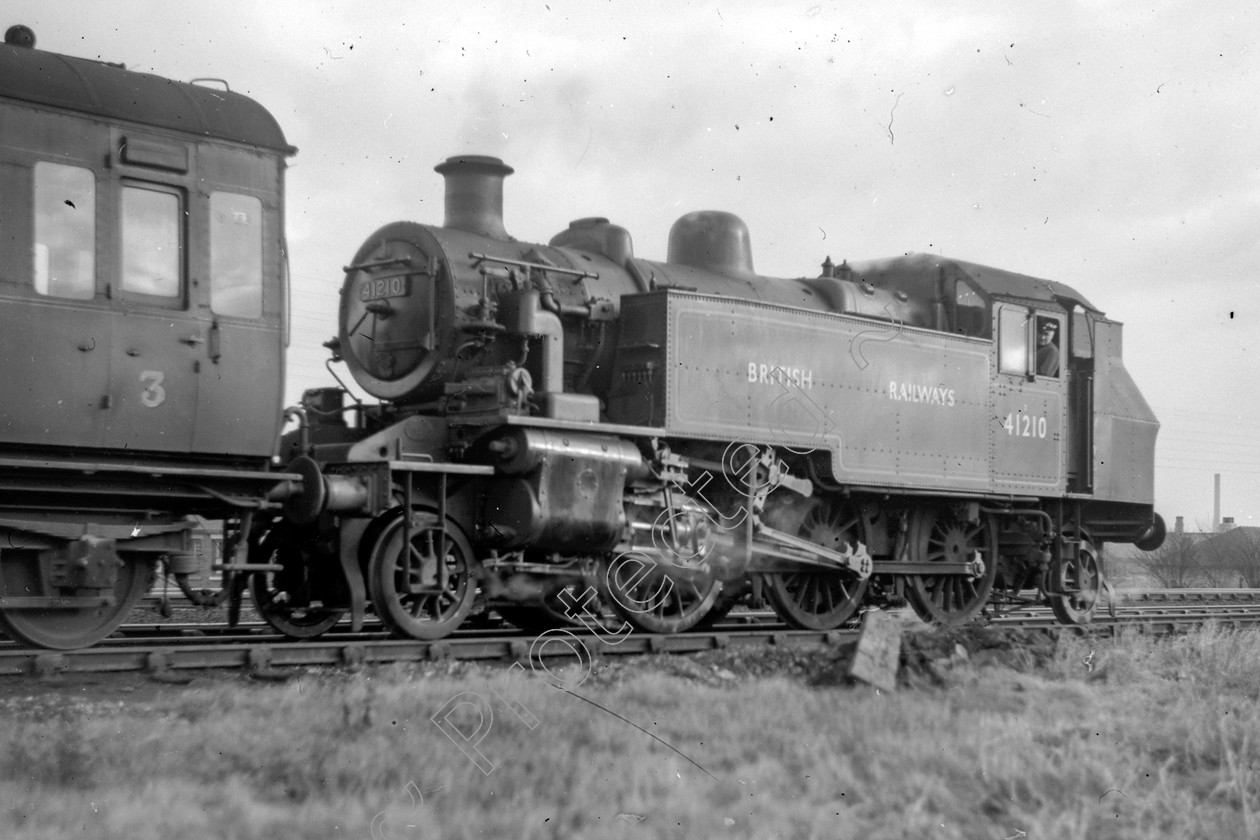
[3,594,1259,677]
[1119,588,1260,603]
[39,588,1260,651]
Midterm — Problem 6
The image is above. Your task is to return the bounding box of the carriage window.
[33,162,96,300]
[998,307,1030,375]
[121,184,182,298]
[209,192,263,318]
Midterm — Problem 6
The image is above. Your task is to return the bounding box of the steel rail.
[0,627,846,677]
[2,604,1259,677]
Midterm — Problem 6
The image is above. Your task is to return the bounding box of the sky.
[9,0,1259,529]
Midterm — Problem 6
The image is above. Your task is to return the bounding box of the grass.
[0,624,1257,839]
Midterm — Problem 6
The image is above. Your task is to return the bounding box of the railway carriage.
[0,27,296,648]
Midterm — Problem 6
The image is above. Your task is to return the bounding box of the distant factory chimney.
[1214,473,1221,532]
[435,155,513,240]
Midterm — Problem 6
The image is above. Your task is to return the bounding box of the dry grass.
[1,624,1257,839]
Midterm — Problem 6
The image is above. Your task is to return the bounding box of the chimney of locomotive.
[434,154,513,240]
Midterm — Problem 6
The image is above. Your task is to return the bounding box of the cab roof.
[0,41,294,154]
[850,252,1100,314]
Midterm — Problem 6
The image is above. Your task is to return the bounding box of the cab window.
[1070,310,1093,360]
[121,184,182,299]
[209,192,263,318]
[33,162,96,300]
[1034,316,1061,378]
[998,307,1029,375]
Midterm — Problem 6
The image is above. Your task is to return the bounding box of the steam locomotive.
[0,27,1165,649]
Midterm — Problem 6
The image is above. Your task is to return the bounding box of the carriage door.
[191,185,284,457]
[5,158,112,450]
[101,137,201,454]
[1066,309,1094,493]
[189,143,286,458]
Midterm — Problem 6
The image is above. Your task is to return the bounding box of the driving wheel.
[599,554,721,634]
[765,498,870,630]
[905,505,997,626]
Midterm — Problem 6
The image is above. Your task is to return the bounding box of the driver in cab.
[1036,318,1060,377]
